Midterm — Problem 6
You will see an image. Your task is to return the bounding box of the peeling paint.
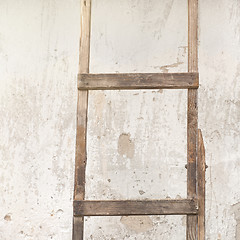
[120,216,153,233]
[159,62,184,73]
[118,133,135,159]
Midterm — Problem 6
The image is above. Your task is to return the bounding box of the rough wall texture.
[0,0,240,239]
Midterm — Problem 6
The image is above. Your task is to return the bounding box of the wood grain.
[187,0,198,239]
[74,199,198,216]
[72,217,84,240]
[73,0,91,239]
[78,73,199,90]
[197,129,206,240]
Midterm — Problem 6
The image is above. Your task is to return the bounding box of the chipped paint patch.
[4,214,12,221]
[118,133,135,159]
[120,216,153,233]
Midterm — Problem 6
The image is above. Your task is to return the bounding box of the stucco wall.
[0,0,240,239]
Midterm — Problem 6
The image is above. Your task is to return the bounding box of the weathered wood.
[188,0,198,73]
[187,89,197,197]
[78,73,199,90]
[74,199,198,216]
[72,0,205,239]
[74,91,88,200]
[72,217,84,240]
[187,0,198,239]
[73,0,91,239]
[198,129,206,240]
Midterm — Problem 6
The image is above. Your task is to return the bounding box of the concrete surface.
[0,0,240,239]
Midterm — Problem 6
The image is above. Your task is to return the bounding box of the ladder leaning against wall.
[72,0,206,239]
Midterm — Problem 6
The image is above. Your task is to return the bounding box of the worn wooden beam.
[74,199,198,216]
[73,0,92,239]
[78,73,199,90]
[187,0,198,239]
[197,129,206,240]
[187,89,198,240]
[72,217,84,240]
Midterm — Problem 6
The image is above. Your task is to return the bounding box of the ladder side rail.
[187,0,198,239]
[73,0,92,239]
[197,129,206,240]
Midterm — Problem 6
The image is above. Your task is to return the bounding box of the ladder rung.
[78,73,199,90]
[73,199,198,216]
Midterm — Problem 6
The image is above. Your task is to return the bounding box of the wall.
[0,0,240,239]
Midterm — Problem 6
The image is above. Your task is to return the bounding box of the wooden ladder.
[73,0,206,239]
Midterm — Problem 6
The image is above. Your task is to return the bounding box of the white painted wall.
[0,0,240,239]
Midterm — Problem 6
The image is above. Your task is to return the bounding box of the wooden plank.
[78,73,199,90]
[74,199,198,216]
[187,89,198,240]
[73,0,92,239]
[188,0,198,73]
[187,0,198,239]
[74,91,88,200]
[187,90,197,195]
[197,129,206,240]
[72,217,84,240]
